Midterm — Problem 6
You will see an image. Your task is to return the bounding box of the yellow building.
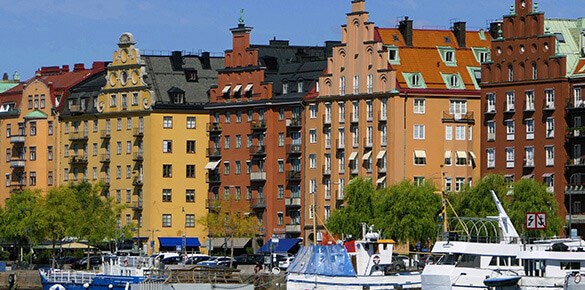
[0,63,106,206]
[59,33,223,254]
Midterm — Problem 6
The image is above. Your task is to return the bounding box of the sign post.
[526,212,546,230]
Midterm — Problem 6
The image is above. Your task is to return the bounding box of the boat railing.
[40,269,97,284]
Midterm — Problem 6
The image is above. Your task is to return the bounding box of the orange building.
[0,63,106,206]
[304,0,490,243]
[206,21,331,249]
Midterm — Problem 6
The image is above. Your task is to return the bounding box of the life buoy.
[575,273,581,284]
[49,284,66,290]
[373,255,380,265]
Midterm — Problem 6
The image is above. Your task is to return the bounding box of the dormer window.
[412,74,420,87]
[388,46,400,64]
[168,87,185,104]
[403,72,426,88]
[445,51,454,62]
[442,73,464,89]
[184,69,198,82]
[438,47,457,66]
[283,83,289,95]
[233,84,242,99]
[297,81,304,93]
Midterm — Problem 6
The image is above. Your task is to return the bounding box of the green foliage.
[326,178,375,238]
[449,174,507,218]
[0,189,42,245]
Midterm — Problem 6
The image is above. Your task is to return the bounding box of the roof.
[377,27,491,92]
[143,53,224,105]
[544,18,585,77]
[24,110,48,119]
[60,70,107,115]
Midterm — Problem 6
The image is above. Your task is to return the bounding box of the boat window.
[511,258,519,266]
[489,256,497,266]
[524,259,546,277]
[455,254,481,268]
[561,262,580,270]
[437,254,459,265]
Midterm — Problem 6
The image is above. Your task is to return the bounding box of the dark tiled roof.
[143,54,224,106]
[60,71,107,115]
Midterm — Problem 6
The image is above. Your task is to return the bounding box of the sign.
[526,212,546,230]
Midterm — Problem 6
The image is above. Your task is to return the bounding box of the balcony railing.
[9,159,25,168]
[322,165,332,175]
[132,152,144,162]
[251,198,266,209]
[285,224,301,233]
[379,111,387,122]
[568,128,585,138]
[206,199,220,210]
[206,173,221,183]
[250,171,267,181]
[523,159,535,168]
[441,111,475,123]
[250,145,266,157]
[207,148,222,158]
[132,176,143,186]
[286,118,302,129]
[10,135,25,143]
[251,120,267,131]
[285,197,301,208]
[100,178,110,187]
[100,153,111,163]
[484,105,496,115]
[567,100,585,110]
[363,137,373,148]
[286,170,302,182]
[567,158,585,166]
[206,123,222,134]
[132,200,143,211]
[69,155,88,165]
[323,115,332,125]
[286,144,302,155]
[543,102,555,111]
[100,130,111,139]
[133,127,144,137]
[69,132,88,141]
[336,190,345,201]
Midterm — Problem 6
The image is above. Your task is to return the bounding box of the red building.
[206,21,332,248]
[481,0,585,234]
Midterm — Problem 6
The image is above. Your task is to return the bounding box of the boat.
[286,224,422,289]
[39,255,154,290]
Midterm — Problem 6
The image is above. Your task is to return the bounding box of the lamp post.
[146,229,160,255]
[182,207,187,257]
[270,234,279,273]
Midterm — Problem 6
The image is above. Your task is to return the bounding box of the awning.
[414,150,426,158]
[221,85,231,94]
[376,150,386,160]
[362,151,372,161]
[35,242,96,249]
[348,152,358,161]
[158,237,201,248]
[456,151,467,159]
[469,151,477,160]
[444,151,452,159]
[542,173,553,178]
[232,84,242,93]
[522,174,534,179]
[244,83,253,92]
[210,238,251,249]
[258,238,302,254]
[376,176,386,184]
[205,160,221,170]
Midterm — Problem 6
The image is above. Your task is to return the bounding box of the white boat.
[287,225,421,289]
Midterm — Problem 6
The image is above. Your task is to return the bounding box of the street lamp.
[270,234,279,273]
[182,207,187,257]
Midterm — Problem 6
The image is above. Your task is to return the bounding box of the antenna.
[490,190,520,242]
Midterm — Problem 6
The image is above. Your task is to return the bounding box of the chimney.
[91,61,106,71]
[269,38,290,47]
[489,22,502,39]
[200,52,211,70]
[2,73,8,81]
[453,22,466,48]
[62,65,70,72]
[399,17,413,47]
[171,51,183,71]
[73,63,85,71]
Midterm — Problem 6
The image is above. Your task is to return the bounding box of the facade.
[206,22,331,247]
[305,0,490,243]
[59,33,223,253]
[0,63,106,207]
[481,0,585,234]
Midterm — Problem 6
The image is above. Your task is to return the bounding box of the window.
[126,141,131,154]
[506,147,515,168]
[30,146,36,161]
[445,177,453,192]
[116,142,122,155]
[413,176,425,186]
[235,161,241,174]
[236,135,242,148]
[278,185,284,199]
[116,166,122,179]
[532,63,538,80]
[310,179,317,193]
[545,89,555,109]
[388,47,399,63]
[225,112,231,123]
[352,126,359,146]
[186,117,196,129]
[277,213,284,226]
[546,118,554,138]
[92,143,97,156]
[162,214,172,227]
[186,165,195,178]
[116,118,122,131]
[278,133,285,147]
[186,140,195,153]
[487,148,495,168]
[235,187,241,200]
[414,151,427,165]
[352,101,359,121]
[30,172,36,186]
[309,154,316,169]
[545,146,554,166]
[278,160,284,172]
[236,111,242,123]
[309,104,317,119]
[544,174,554,193]
[366,100,373,121]
[224,187,230,200]
[163,116,173,128]
[413,125,425,140]
[414,99,425,114]
[506,120,515,140]
[126,165,131,179]
[48,171,53,185]
[127,117,132,130]
[456,126,466,140]
[445,151,452,166]
[450,100,467,115]
[338,102,345,123]
[278,108,285,120]
[508,64,514,81]
[247,110,253,122]
[224,161,230,175]
[445,126,453,141]
[525,147,535,167]
[506,92,515,111]
[487,93,496,112]
[183,214,195,228]
[282,83,288,94]
[455,177,465,192]
[339,76,346,96]
[309,129,317,143]
[525,91,535,111]
[353,75,359,95]
[48,146,53,160]
[162,189,172,202]
[30,122,36,136]
[445,50,454,62]
[224,135,230,149]
[526,119,534,140]
[367,74,373,94]
[163,164,172,177]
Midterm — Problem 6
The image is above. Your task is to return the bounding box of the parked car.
[417,255,438,269]
[197,256,238,268]
[71,256,102,270]
[278,255,295,270]
[234,254,264,265]
[161,255,183,265]
[381,256,406,274]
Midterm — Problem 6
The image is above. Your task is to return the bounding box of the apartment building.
[206,21,331,248]
[59,33,223,253]
[0,63,106,207]
[305,0,490,243]
[481,0,585,234]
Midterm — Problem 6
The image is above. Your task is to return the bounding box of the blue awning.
[158,237,201,247]
[258,238,301,253]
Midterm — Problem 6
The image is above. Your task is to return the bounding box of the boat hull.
[287,272,421,289]
[40,270,145,290]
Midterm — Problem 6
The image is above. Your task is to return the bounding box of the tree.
[374,181,441,244]
[326,177,376,238]
[199,200,258,265]
[450,174,507,218]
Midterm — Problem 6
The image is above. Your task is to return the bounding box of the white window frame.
[414,99,426,114]
[414,125,425,140]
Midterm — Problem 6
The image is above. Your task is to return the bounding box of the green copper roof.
[544,18,585,77]
[24,110,48,119]
[0,82,17,93]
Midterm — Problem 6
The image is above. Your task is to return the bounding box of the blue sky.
[1,0,584,79]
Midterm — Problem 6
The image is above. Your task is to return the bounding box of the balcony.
[286,170,302,182]
[100,178,110,188]
[250,171,267,182]
[337,140,345,150]
[568,128,585,138]
[206,199,220,210]
[285,224,302,233]
[286,144,302,155]
[132,152,144,162]
[69,132,88,141]
[132,176,143,186]
[379,111,387,122]
[131,200,143,211]
[100,153,111,163]
[206,148,222,158]
[206,172,221,183]
[9,159,25,168]
[567,158,585,167]
[100,130,111,139]
[207,123,222,134]
[286,118,302,129]
[69,155,88,165]
[484,105,496,115]
[523,159,535,168]
[336,190,345,201]
[322,165,332,176]
[285,197,301,208]
[351,115,359,123]
[10,135,25,143]
[524,104,536,113]
[249,145,266,158]
[543,102,555,111]
[323,115,332,125]
[133,127,144,137]
[250,198,266,209]
[441,111,475,124]
[378,166,387,173]
[363,137,373,148]
[567,100,585,110]
[251,120,267,131]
